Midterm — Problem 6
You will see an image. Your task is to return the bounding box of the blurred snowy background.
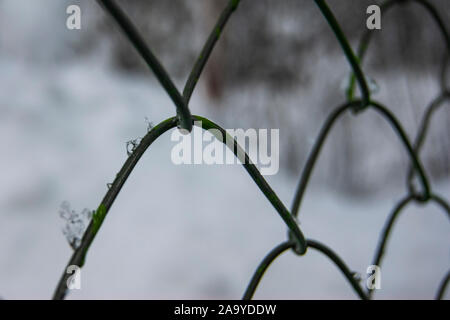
[0,0,449,299]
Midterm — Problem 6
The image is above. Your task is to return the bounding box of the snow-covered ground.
[0,58,448,300]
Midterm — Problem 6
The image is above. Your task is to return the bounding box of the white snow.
[0,0,448,299]
[0,57,448,300]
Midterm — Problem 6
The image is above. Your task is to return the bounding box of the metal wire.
[53,0,450,300]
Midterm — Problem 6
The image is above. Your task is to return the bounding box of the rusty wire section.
[53,0,450,299]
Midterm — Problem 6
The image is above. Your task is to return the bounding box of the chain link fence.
[53,0,449,299]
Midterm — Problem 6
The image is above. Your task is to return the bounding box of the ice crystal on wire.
[125,118,153,156]
[145,116,154,132]
[352,271,362,282]
[126,138,141,156]
[59,201,92,250]
[366,76,379,94]
[340,73,380,97]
